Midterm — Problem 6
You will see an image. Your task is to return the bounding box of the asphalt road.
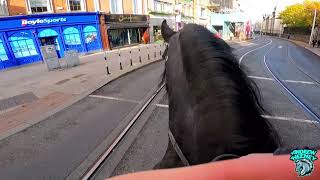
[0,36,319,180]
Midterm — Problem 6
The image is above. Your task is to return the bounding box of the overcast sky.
[238,0,304,22]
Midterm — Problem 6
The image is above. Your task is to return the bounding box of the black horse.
[155,20,280,169]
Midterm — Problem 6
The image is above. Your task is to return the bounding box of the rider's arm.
[108,153,320,180]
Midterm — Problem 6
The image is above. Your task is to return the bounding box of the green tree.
[280,0,320,28]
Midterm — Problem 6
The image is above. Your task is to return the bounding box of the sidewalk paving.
[0,45,163,141]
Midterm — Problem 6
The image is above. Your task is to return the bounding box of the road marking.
[284,80,315,85]
[278,46,283,49]
[155,104,316,124]
[239,39,272,67]
[249,76,274,81]
[249,76,315,85]
[261,115,317,124]
[155,104,169,108]
[89,95,140,103]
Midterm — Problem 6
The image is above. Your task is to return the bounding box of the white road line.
[155,103,316,124]
[89,95,140,103]
[249,76,315,85]
[248,76,274,81]
[239,39,272,67]
[155,104,169,108]
[284,80,315,85]
[261,115,317,124]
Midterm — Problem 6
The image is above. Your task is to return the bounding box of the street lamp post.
[309,9,317,45]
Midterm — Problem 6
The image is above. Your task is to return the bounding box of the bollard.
[104,55,110,75]
[139,47,142,63]
[130,47,133,66]
[147,46,150,60]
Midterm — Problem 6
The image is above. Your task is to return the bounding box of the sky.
[238,0,305,22]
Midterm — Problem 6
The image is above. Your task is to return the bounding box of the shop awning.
[107,22,149,29]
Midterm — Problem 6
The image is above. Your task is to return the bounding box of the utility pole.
[309,9,317,45]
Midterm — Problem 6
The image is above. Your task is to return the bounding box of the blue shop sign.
[0,13,98,30]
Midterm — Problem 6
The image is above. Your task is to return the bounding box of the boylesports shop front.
[0,12,102,70]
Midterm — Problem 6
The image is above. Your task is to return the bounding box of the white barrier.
[119,49,131,69]
[140,45,149,62]
[131,47,141,66]
[105,51,121,74]
[104,43,165,75]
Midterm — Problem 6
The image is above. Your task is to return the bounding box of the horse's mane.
[163,24,280,161]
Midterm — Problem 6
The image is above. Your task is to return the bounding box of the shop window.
[28,0,52,13]
[129,28,139,44]
[0,39,8,61]
[63,27,81,46]
[68,0,85,11]
[108,29,129,48]
[8,32,38,58]
[38,29,58,38]
[83,26,98,44]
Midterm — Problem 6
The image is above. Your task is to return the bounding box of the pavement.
[0,44,163,142]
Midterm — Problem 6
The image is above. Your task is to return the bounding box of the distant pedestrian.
[317,40,320,48]
[287,34,290,39]
[312,39,317,48]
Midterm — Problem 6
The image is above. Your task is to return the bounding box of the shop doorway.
[38,29,64,58]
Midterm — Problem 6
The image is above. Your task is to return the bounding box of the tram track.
[287,45,320,87]
[80,83,166,180]
[263,41,320,124]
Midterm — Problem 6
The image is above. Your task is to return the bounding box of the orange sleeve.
[109,153,320,180]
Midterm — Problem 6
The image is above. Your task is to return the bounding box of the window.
[94,0,100,11]
[110,0,123,14]
[8,32,38,58]
[28,0,51,13]
[63,27,81,46]
[108,29,129,48]
[0,39,8,61]
[68,0,85,11]
[201,7,206,17]
[38,29,58,38]
[83,26,98,44]
[154,1,163,12]
[133,0,142,14]
[0,0,9,16]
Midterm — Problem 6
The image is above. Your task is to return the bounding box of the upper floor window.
[133,0,142,14]
[154,1,163,12]
[110,0,123,14]
[28,0,52,14]
[200,7,206,17]
[0,0,9,16]
[68,0,85,11]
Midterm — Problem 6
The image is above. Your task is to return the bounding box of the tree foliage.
[280,0,320,28]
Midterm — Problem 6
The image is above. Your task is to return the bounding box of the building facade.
[0,12,102,69]
[147,0,175,42]
[194,0,209,27]
[0,0,151,69]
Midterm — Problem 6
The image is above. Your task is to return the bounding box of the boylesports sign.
[22,18,67,26]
